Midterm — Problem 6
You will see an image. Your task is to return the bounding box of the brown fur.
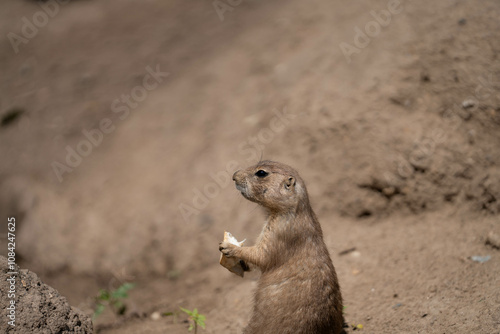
[219,161,344,334]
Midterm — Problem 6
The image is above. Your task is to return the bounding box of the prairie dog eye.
[255,170,269,178]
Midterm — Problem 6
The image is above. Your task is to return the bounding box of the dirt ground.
[0,0,499,333]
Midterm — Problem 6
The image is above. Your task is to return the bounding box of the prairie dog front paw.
[219,241,237,257]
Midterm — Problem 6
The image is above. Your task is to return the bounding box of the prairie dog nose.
[232,170,241,181]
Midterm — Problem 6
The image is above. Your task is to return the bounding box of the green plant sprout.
[180,307,206,333]
[93,283,136,320]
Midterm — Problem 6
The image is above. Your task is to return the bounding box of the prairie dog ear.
[284,176,296,190]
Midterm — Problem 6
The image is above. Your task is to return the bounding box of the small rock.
[350,251,362,258]
[458,18,467,25]
[462,99,476,109]
[408,153,430,171]
[470,255,491,263]
[392,303,403,309]
[486,231,500,249]
[151,311,161,320]
[382,187,396,196]
[339,247,357,256]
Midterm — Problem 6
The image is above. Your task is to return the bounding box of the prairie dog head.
[232,160,308,213]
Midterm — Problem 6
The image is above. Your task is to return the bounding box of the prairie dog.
[219,160,344,334]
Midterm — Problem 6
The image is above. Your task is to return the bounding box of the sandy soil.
[0,0,499,333]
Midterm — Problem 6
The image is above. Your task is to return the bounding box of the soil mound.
[0,256,93,333]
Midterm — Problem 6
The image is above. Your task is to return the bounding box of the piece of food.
[219,231,247,277]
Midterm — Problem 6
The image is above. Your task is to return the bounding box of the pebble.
[151,312,161,320]
[470,255,491,263]
[462,99,476,109]
[486,231,500,249]
[392,303,403,310]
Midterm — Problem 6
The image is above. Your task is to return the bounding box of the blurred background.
[0,0,499,333]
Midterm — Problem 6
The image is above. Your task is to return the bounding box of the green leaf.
[180,307,193,317]
[111,283,135,299]
[195,317,206,329]
[93,303,106,319]
[180,307,206,331]
[98,289,110,301]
